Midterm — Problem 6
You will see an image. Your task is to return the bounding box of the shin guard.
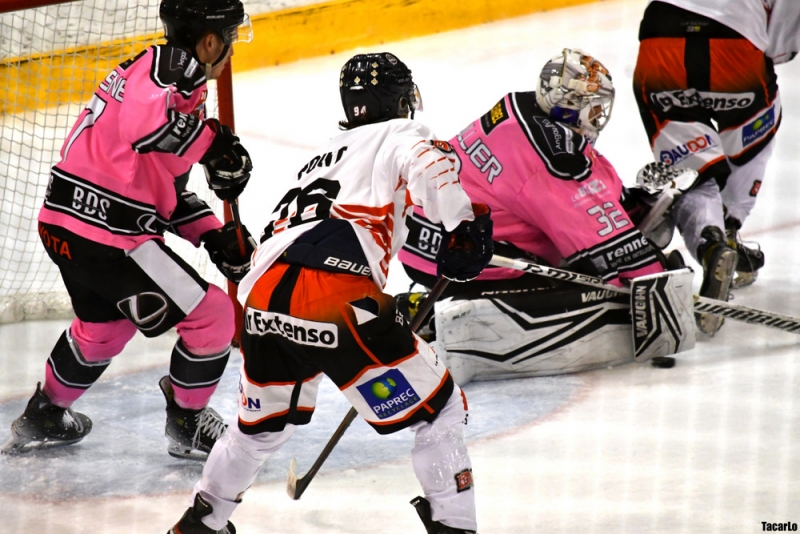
[44,329,111,407]
[169,339,231,410]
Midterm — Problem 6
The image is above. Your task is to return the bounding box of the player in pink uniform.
[399,49,693,381]
[3,0,255,460]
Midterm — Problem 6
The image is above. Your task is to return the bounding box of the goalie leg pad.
[630,268,696,361]
[434,288,633,382]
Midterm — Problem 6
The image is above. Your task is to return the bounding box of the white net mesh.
[0,0,232,323]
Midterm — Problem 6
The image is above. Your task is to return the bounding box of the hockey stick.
[489,255,800,334]
[227,198,247,257]
[286,276,451,500]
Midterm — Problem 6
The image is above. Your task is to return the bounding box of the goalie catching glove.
[201,118,253,201]
[436,203,494,282]
[622,162,700,249]
[202,222,256,283]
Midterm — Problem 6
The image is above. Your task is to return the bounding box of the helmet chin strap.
[203,43,231,80]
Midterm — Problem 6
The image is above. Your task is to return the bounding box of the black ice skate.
[725,217,764,289]
[410,496,476,534]
[159,376,227,460]
[1,382,92,454]
[696,226,738,336]
[168,493,236,534]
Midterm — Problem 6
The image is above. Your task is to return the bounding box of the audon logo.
[245,309,338,348]
[651,89,754,112]
[742,107,776,146]
[356,369,421,420]
[239,382,261,412]
[659,134,715,165]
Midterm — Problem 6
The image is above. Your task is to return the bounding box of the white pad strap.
[630,268,696,361]
[637,188,679,249]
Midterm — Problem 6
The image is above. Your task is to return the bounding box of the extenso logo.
[244,308,338,348]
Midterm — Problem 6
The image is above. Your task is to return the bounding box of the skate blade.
[167,444,210,461]
[696,314,725,337]
[697,250,738,336]
[1,433,33,455]
[731,270,757,289]
[2,433,84,454]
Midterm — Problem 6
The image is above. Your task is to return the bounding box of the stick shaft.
[227,198,247,257]
[288,277,450,499]
[489,254,800,335]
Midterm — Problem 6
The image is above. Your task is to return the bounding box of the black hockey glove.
[436,203,494,282]
[200,118,253,202]
[202,221,257,283]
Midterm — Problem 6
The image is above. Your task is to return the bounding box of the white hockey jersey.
[767,0,800,64]
[238,119,474,303]
[651,0,770,50]
[649,0,799,63]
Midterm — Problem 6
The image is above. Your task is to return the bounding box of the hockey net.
[0,0,227,323]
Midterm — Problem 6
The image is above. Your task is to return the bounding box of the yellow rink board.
[0,0,598,115]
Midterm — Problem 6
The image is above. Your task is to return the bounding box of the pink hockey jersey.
[39,45,222,250]
[399,92,663,286]
[238,119,475,301]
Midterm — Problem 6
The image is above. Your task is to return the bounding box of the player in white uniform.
[633,0,800,334]
[167,52,494,534]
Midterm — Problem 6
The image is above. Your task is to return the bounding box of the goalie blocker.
[431,268,695,385]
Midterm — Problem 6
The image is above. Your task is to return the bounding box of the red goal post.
[0,0,239,327]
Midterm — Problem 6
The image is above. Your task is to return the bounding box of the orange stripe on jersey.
[696,153,728,173]
[244,261,291,311]
[708,39,769,93]
[238,405,315,427]
[334,203,391,219]
[340,306,384,367]
[241,371,323,388]
[425,157,447,169]
[239,408,290,426]
[339,336,422,391]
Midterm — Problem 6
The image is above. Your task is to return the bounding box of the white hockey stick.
[489,255,800,334]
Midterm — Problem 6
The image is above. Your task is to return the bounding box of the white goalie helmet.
[535,48,615,143]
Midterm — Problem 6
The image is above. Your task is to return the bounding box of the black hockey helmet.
[160,0,252,50]
[339,52,423,128]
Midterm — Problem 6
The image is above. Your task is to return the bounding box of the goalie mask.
[535,48,615,143]
[339,52,423,129]
[160,0,253,65]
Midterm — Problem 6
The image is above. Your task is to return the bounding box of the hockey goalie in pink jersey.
[398,48,695,384]
[3,0,257,460]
